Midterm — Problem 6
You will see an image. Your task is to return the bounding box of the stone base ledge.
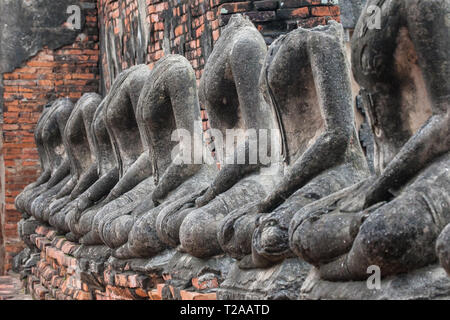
[18,224,219,300]
[300,265,450,300]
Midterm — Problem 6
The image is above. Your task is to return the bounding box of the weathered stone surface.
[108,249,176,274]
[301,265,450,300]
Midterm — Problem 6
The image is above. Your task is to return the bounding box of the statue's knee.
[78,209,95,235]
[353,199,439,272]
[349,212,409,275]
[289,215,325,264]
[127,214,165,257]
[105,215,134,249]
[15,192,25,213]
[156,207,193,247]
[179,210,202,255]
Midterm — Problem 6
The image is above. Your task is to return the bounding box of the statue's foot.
[316,189,444,281]
[291,209,370,266]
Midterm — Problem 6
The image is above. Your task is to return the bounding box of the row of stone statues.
[16,0,449,299]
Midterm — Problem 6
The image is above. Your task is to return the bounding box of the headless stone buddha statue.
[46,93,102,233]
[289,0,449,281]
[158,14,284,260]
[65,99,120,241]
[16,101,65,247]
[30,98,75,222]
[110,54,217,258]
[19,99,73,218]
[78,65,155,245]
[15,102,55,217]
[218,20,370,269]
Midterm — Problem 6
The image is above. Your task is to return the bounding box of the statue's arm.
[35,169,52,186]
[260,30,355,211]
[104,152,152,202]
[55,174,77,199]
[46,158,71,188]
[69,163,99,199]
[195,141,260,207]
[76,167,119,211]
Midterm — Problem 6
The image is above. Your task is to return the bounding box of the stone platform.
[15,224,221,300]
[300,266,450,300]
[14,224,450,300]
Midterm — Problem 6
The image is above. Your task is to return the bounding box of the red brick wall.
[0,3,100,273]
